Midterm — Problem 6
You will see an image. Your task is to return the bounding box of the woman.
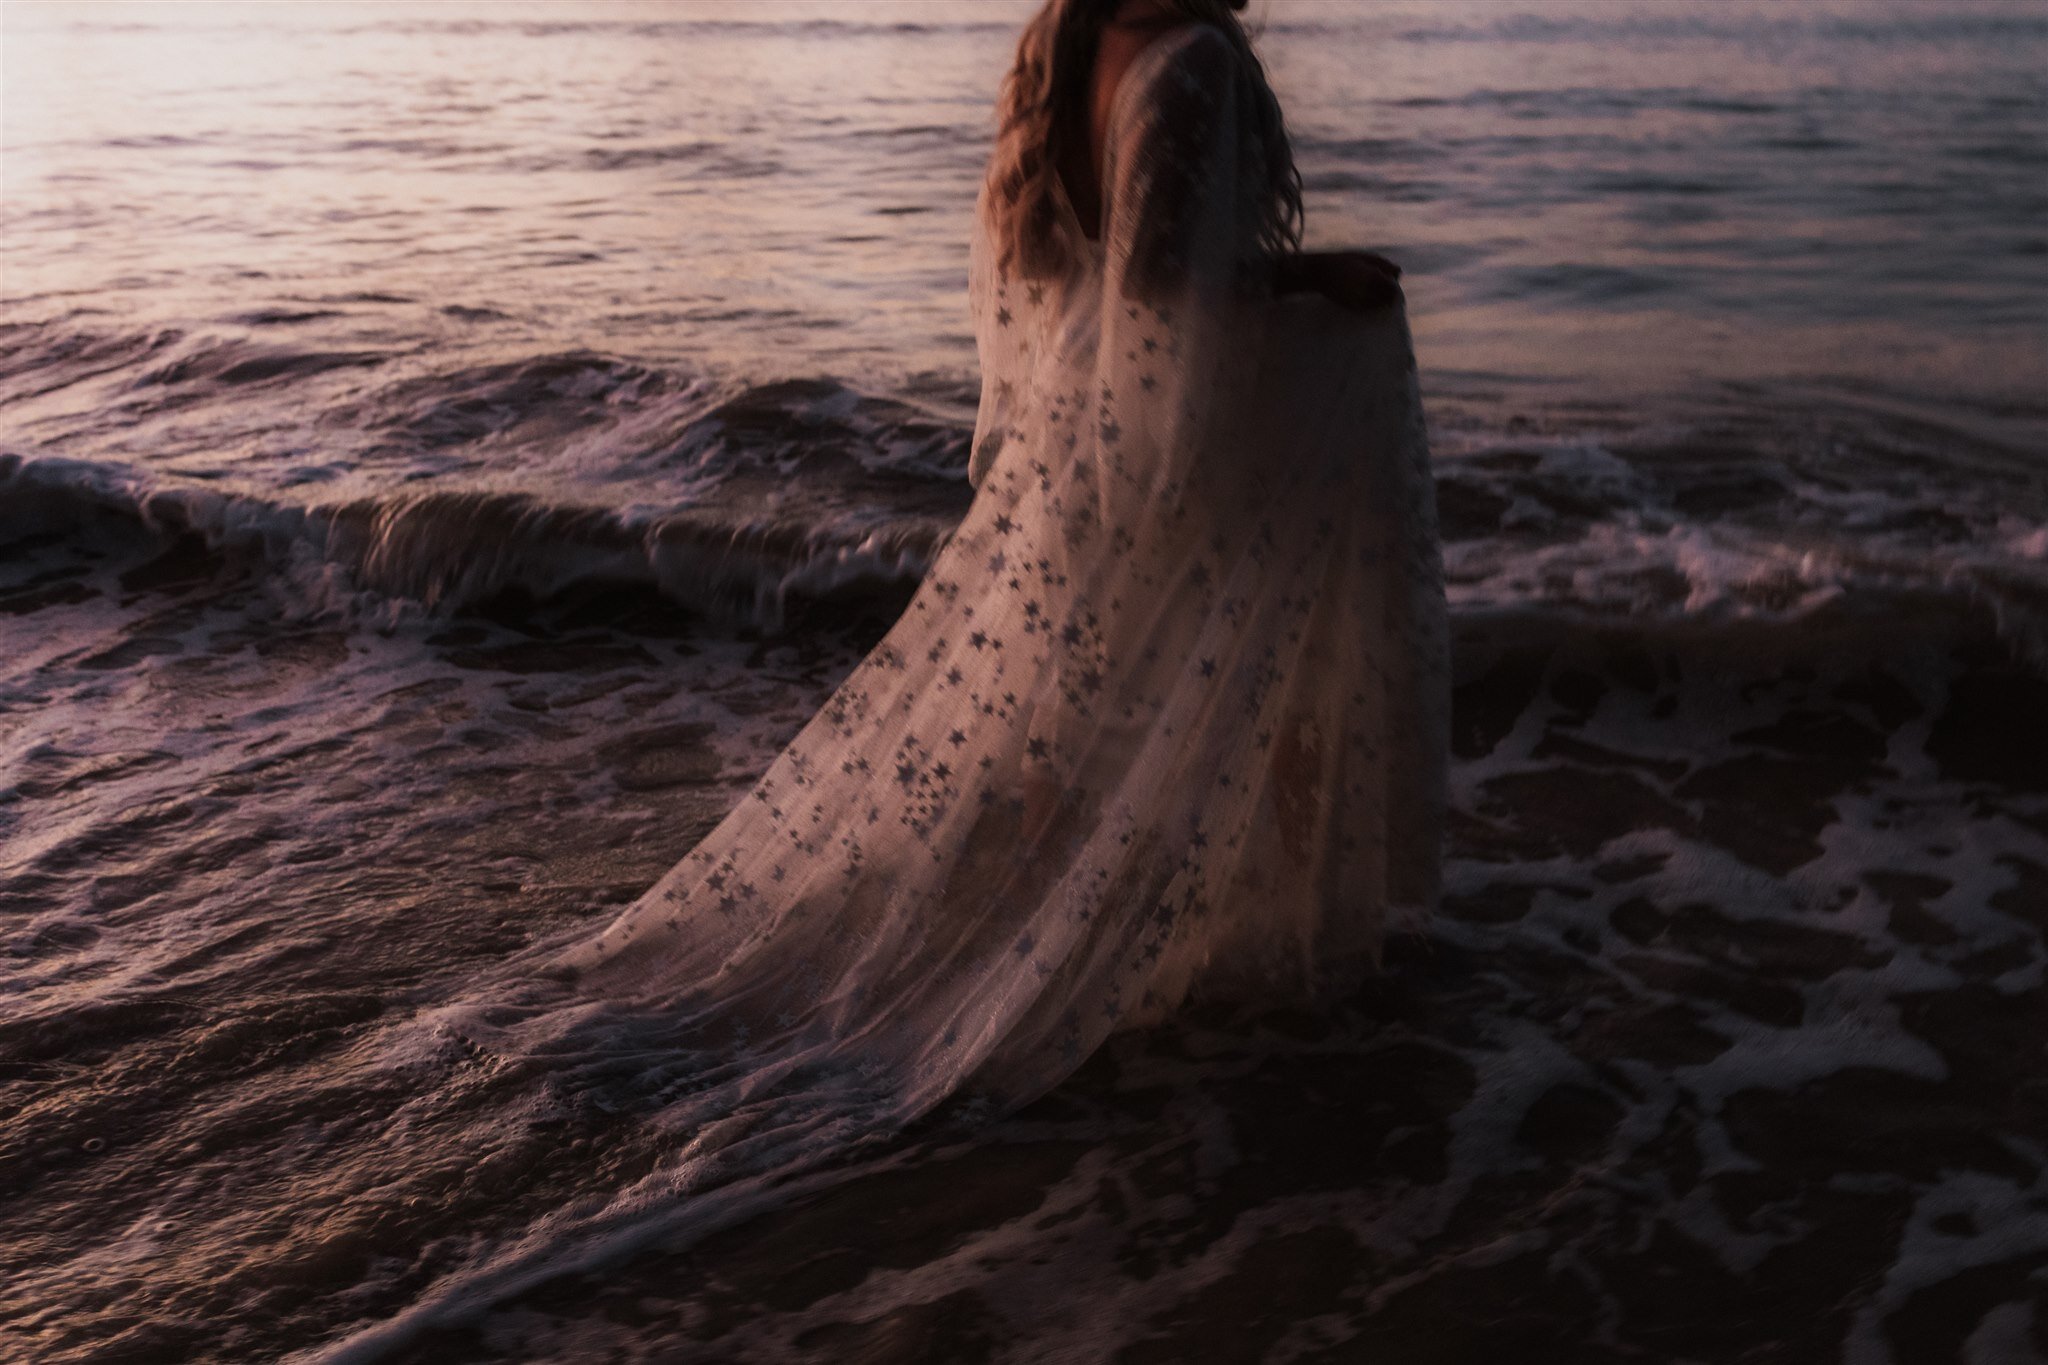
[546,0,1446,1091]
[329,2,1446,1349]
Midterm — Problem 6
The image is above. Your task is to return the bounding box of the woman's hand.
[1275,250,1403,313]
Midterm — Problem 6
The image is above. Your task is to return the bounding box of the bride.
[326,0,1445,1350]
[549,0,1447,1103]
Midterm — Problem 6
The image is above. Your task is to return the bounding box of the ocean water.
[3,1,2047,1360]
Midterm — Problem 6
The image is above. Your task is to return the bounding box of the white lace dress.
[339,26,1447,1345]
[557,21,1446,1103]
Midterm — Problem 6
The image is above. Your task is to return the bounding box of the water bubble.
[81,1137,106,1153]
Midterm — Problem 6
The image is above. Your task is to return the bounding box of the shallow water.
[7,0,2045,400]
[3,1,2047,1360]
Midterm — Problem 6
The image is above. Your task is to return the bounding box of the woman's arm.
[1275,250,1403,312]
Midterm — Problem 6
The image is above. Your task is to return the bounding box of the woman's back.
[1057,15,1205,243]
[968,22,1255,486]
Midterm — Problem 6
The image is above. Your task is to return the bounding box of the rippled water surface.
[7,0,2046,401]
[5,2,2048,1362]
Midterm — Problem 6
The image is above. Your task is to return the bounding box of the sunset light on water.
[3,3,2045,1360]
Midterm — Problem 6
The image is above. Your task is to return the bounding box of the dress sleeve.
[1080,25,1277,545]
[1101,24,1272,311]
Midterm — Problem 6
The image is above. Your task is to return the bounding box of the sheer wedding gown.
[326,25,1445,1356]
[555,19,1445,1096]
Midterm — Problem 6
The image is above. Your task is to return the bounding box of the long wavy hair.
[984,0,1304,282]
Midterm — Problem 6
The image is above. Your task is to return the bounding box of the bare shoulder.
[1078,19,1238,233]
[1096,20,1233,111]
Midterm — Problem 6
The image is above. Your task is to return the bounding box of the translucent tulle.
[321,27,1447,1355]
[557,19,1445,1101]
